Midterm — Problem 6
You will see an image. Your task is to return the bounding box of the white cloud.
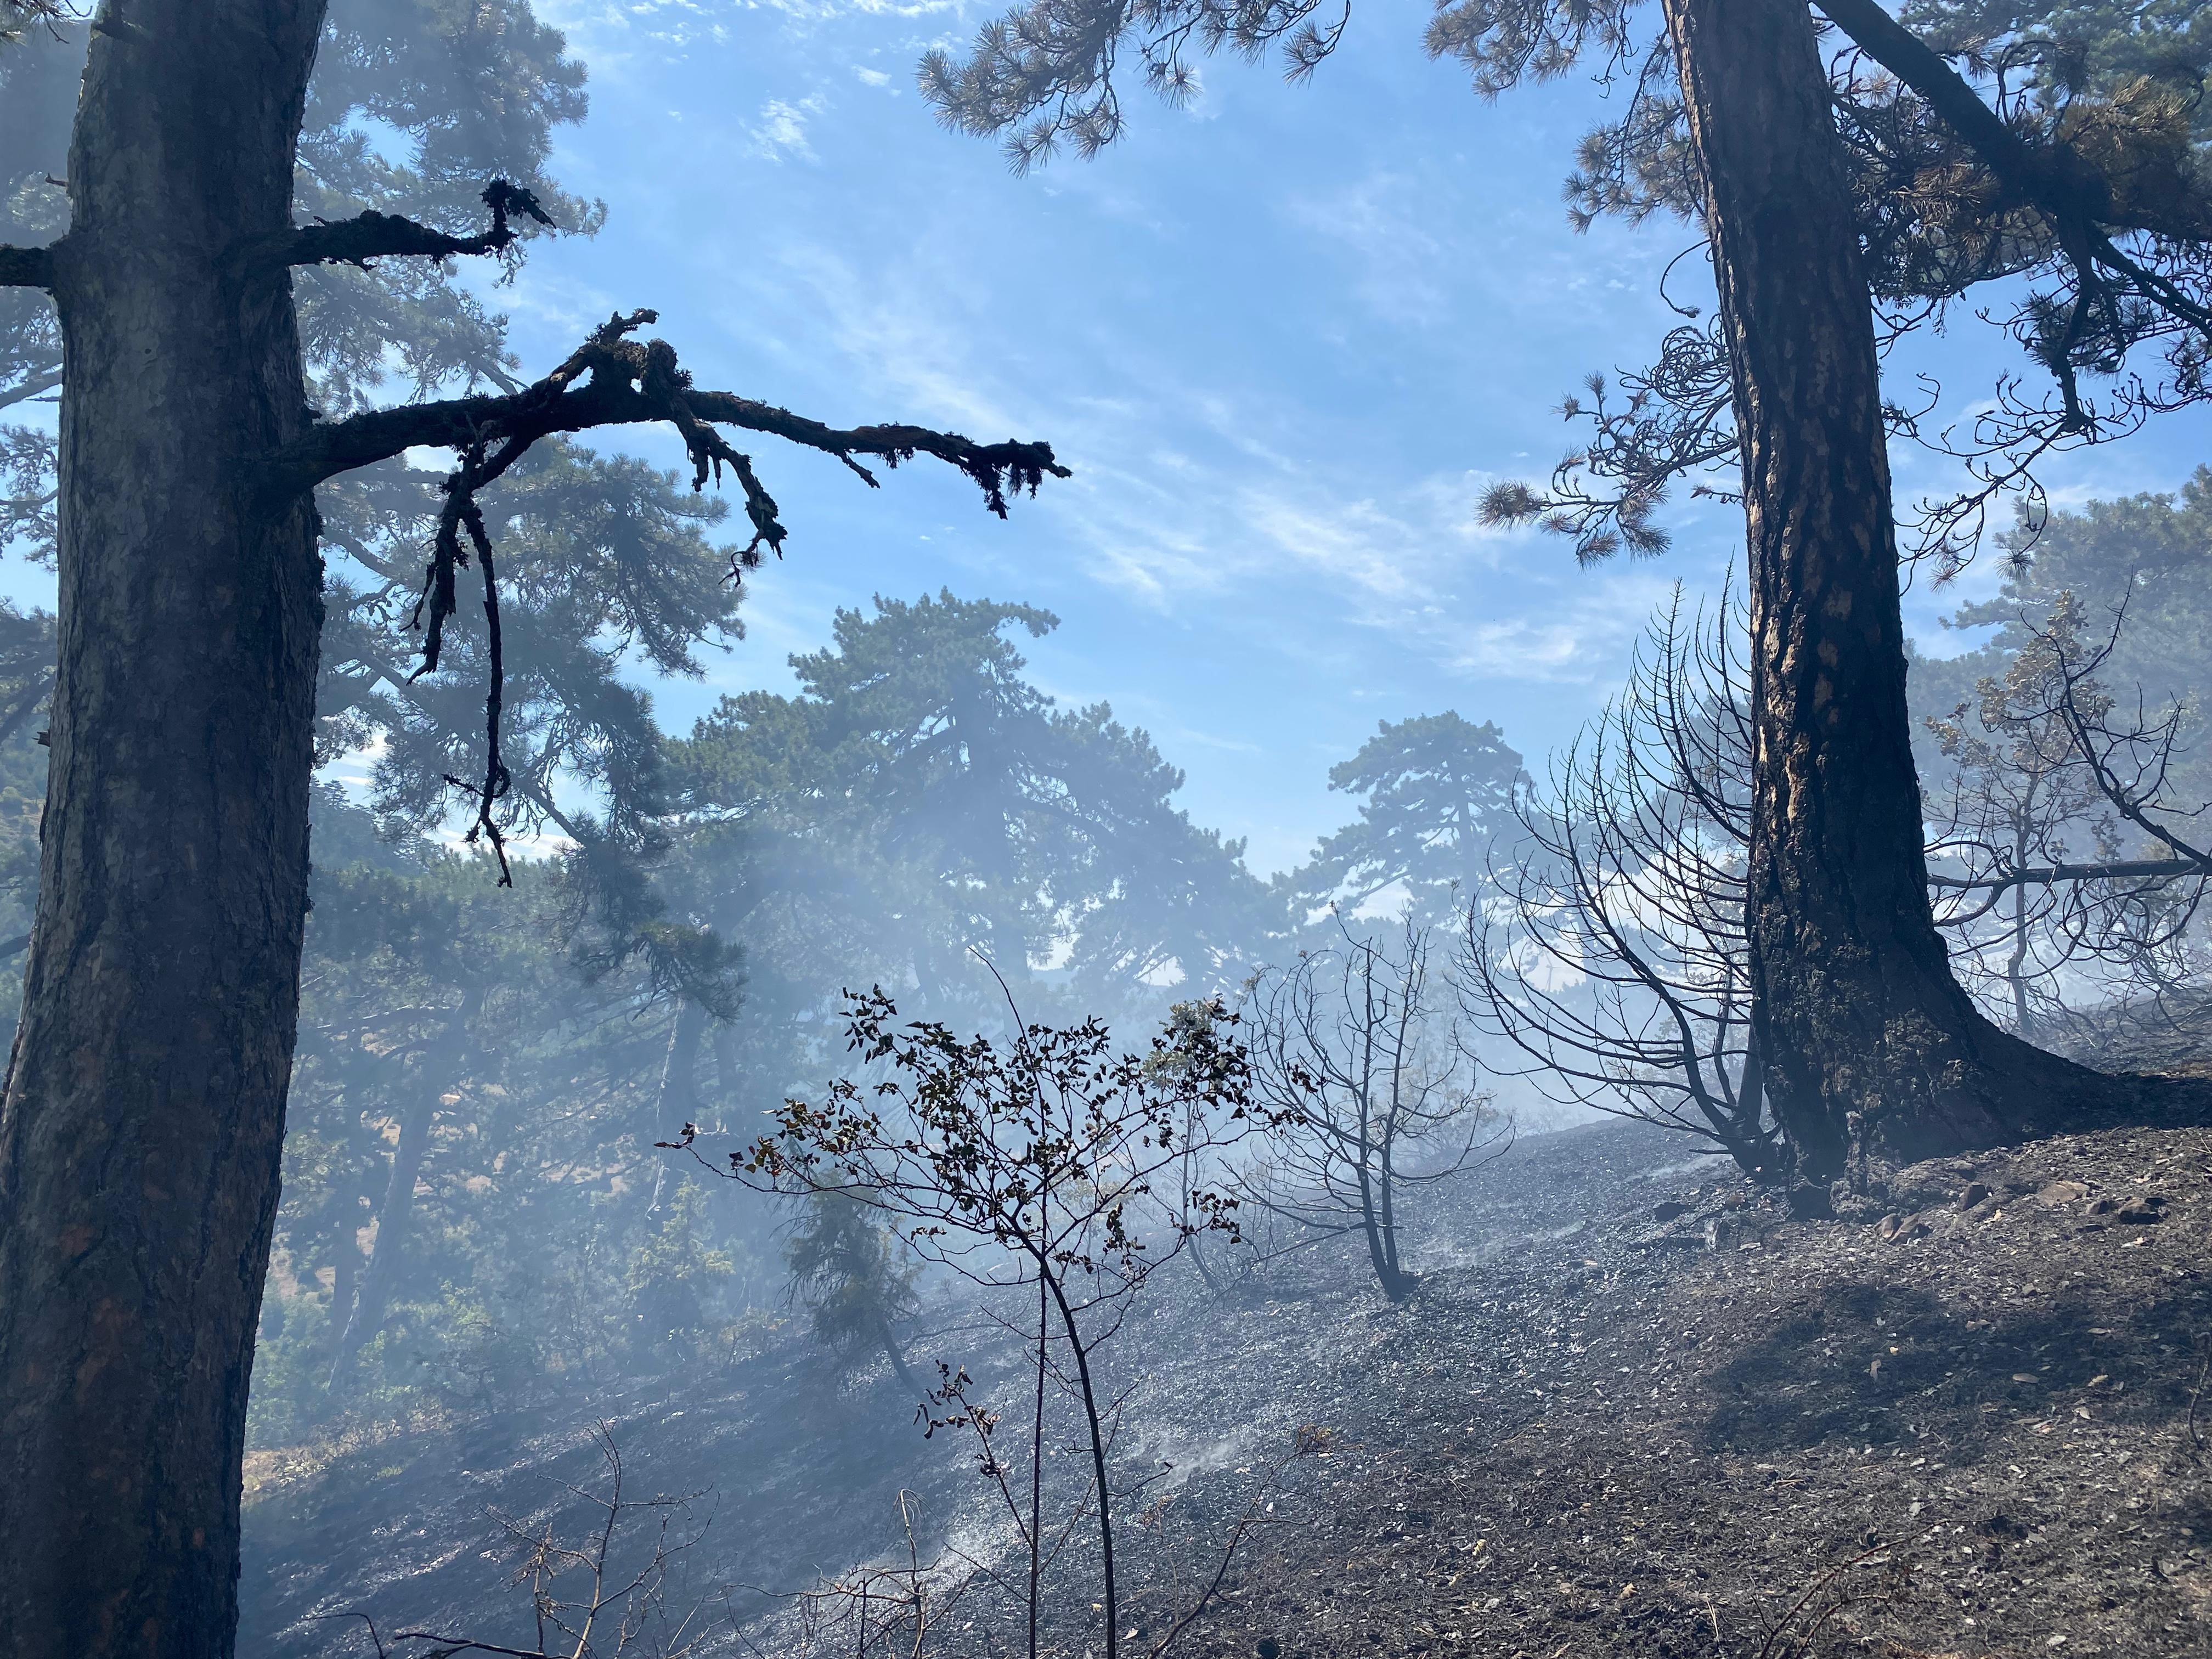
[1445,582,1666,682]
[712,239,1028,435]
[853,65,894,87]
[745,96,827,162]
[533,0,731,63]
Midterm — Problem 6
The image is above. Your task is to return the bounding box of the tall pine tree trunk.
[329,1204,362,1361]
[1658,0,2111,1180]
[0,4,329,1654]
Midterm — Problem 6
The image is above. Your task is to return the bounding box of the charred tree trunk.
[1658,0,2113,1180]
[329,1093,437,1381]
[0,4,329,1654]
[1354,1147,1414,1302]
[1372,1147,1414,1301]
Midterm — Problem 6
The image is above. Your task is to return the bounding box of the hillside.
[238,1116,2212,1658]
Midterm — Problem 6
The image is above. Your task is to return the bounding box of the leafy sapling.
[667,987,1294,1659]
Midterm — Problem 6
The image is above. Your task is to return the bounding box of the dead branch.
[1925,592,2212,1028]
[405,441,516,881]
[1752,1538,1917,1659]
[283,307,1063,879]
[1927,853,2212,894]
[354,1423,714,1659]
[1139,1425,1329,1659]
[1455,583,1782,1178]
[276,180,555,270]
[275,310,1068,523]
[738,1489,997,1658]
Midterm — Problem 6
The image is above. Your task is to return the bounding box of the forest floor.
[240,1113,2212,1659]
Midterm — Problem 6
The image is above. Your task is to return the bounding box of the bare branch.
[287,310,1064,876]
[268,179,556,272]
[1929,854,2212,894]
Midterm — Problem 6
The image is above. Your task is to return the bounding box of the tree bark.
[328,1204,361,1362]
[1658,0,2114,1180]
[712,1019,740,1116]
[0,4,329,1655]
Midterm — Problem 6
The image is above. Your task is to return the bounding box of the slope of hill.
[239,1115,2211,1658]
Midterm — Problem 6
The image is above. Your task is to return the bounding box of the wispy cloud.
[1444,569,1681,683]
[1285,171,1450,328]
[534,0,731,63]
[744,96,827,163]
[692,222,1656,691]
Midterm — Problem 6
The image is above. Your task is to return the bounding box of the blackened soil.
[1152,1125,2212,1659]
[240,1119,2212,1659]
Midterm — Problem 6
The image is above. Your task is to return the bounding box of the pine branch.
[0,246,52,289]
[1819,0,2212,430]
[267,179,555,270]
[0,372,61,414]
[1815,0,2202,244]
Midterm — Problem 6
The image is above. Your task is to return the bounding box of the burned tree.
[0,8,1064,1656]
[1244,916,1503,1299]
[1466,580,2212,1178]
[1926,593,2212,1037]
[921,0,2212,1176]
[1459,586,1783,1180]
[1459,2,2212,1173]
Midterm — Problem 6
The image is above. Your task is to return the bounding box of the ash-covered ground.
[239,1114,2211,1658]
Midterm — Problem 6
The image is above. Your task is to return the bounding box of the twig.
[1144,1427,1325,1659]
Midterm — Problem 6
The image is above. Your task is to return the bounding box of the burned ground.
[240,1118,2211,1658]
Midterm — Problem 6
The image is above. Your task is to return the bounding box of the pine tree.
[1281,712,1525,934]
[0,7,1062,1653]
[919,0,2212,1177]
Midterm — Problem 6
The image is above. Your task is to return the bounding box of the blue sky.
[38,1,2209,880]
[498,0,2212,878]
[512,0,1733,880]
